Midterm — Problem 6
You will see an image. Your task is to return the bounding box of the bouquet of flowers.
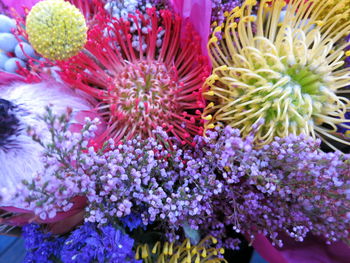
[0,0,349,262]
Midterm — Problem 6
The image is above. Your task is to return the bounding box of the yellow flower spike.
[207,102,215,108]
[135,246,141,260]
[186,251,192,262]
[163,242,169,255]
[152,241,161,254]
[214,26,222,33]
[26,0,87,60]
[142,244,150,259]
[202,115,212,121]
[186,240,191,249]
[204,90,215,96]
[139,237,227,263]
[169,242,174,256]
[204,0,350,151]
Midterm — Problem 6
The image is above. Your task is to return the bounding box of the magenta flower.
[253,234,350,263]
[1,0,41,15]
[171,0,212,57]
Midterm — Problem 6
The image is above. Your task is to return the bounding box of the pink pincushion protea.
[58,8,210,145]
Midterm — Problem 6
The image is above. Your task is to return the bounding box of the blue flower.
[22,224,64,263]
[60,222,140,263]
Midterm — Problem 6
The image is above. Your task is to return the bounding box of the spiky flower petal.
[26,0,87,60]
[58,9,209,145]
[136,236,227,263]
[203,0,350,151]
[315,0,350,29]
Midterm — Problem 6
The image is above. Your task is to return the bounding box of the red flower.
[58,8,209,145]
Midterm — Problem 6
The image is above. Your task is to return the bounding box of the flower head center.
[107,60,177,115]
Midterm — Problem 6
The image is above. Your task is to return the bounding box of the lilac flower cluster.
[20,109,350,250]
[20,108,222,236]
[83,128,223,230]
[18,107,98,220]
[199,126,350,249]
[22,222,139,263]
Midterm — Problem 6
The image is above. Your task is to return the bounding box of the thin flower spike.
[135,236,227,263]
[203,0,350,151]
[58,8,209,145]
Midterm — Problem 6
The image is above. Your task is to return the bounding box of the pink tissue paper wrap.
[1,0,40,15]
[170,0,212,58]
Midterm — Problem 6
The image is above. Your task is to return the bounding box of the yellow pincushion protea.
[26,0,87,60]
[203,0,350,151]
[316,0,350,29]
[135,236,227,263]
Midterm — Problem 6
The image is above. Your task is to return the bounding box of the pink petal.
[253,234,350,263]
[0,71,25,85]
[252,234,289,263]
[170,0,212,58]
[2,0,40,15]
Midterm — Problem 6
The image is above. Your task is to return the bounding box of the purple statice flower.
[199,126,350,249]
[61,223,140,263]
[22,224,64,263]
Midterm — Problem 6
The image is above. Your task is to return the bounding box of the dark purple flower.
[60,222,140,263]
[120,213,144,231]
[22,224,64,263]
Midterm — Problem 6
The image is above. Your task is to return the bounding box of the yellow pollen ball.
[26,0,87,60]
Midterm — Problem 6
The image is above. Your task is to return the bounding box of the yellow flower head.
[26,0,87,60]
[135,236,226,263]
[203,0,350,151]
[316,0,350,29]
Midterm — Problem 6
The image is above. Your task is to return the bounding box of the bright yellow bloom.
[316,0,350,29]
[135,236,226,263]
[203,0,350,151]
[26,0,87,60]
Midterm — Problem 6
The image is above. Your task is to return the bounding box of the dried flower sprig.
[199,126,350,249]
[19,107,222,235]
